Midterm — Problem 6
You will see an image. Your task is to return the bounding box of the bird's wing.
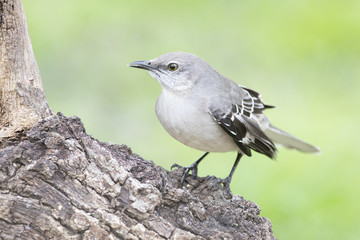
[209,87,277,159]
[239,86,275,114]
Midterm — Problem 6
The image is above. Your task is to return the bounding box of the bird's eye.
[167,63,178,71]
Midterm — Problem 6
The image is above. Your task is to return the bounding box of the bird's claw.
[170,163,182,170]
[171,163,199,187]
[210,176,233,197]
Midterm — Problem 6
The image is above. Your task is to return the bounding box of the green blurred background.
[23,0,360,239]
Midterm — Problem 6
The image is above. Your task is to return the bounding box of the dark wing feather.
[210,88,277,159]
[240,87,275,115]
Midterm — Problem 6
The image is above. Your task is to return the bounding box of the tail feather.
[265,124,320,153]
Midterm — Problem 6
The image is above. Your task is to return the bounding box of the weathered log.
[0,113,276,239]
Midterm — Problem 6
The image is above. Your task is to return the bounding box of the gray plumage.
[129,51,319,194]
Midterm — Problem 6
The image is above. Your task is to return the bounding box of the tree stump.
[0,113,276,239]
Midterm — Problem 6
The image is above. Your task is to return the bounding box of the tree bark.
[0,0,52,139]
[0,113,276,240]
[0,1,277,239]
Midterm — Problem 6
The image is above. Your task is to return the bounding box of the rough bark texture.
[0,113,277,240]
[0,0,52,138]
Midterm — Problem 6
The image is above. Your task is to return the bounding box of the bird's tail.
[265,124,320,153]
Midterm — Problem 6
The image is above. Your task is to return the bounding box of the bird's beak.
[128,60,154,71]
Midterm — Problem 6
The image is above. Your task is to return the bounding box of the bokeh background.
[23,1,360,239]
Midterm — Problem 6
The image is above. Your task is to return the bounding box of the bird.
[128,51,320,195]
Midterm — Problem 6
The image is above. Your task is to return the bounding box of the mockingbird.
[129,51,319,194]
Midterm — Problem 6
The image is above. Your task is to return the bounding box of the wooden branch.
[0,0,52,139]
[0,113,276,239]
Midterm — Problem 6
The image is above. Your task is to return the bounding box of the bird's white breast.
[155,90,238,152]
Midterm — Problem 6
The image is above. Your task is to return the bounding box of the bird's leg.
[171,152,209,186]
[212,153,243,196]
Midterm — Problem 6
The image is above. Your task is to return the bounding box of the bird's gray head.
[129,52,215,93]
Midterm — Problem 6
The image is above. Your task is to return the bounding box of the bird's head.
[129,52,215,94]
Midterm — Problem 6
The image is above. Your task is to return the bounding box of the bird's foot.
[210,176,233,197]
[171,162,199,187]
